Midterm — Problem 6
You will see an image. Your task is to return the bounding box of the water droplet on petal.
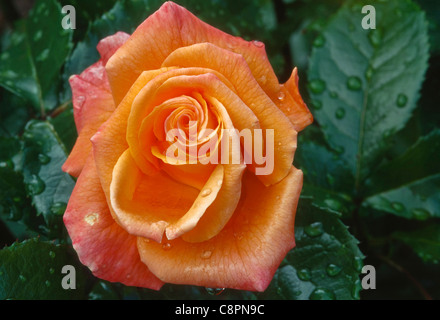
[412,208,430,221]
[309,288,335,300]
[305,222,324,237]
[206,288,225,295]
[162,243,172,251]
[201,250,212,259]
[347,76,362,91]
[335,108,346,119]
[277,91,285,101]
[252,40,264,48]
[297,268,311,281]
[27,175,45,195]
[396,94,408,108]
[309,79,326,94]
[84,213,99,226]
[200,188,212,197]
[326,264,342,277]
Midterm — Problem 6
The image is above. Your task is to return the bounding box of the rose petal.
[64,153,163,289]
[137,166,303,292]
[106,1,291,110]
[63,32,129,177]
[110,149,201,243]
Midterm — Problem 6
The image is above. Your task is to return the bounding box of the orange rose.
[63,1,312,291]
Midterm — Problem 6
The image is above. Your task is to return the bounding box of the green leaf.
[296,139,355,216]
[48,105,77,153]
[393,225,440,264]
[0,0,73,112]
[261,200,364,300]
[21,120,75,236]
[0,238,87,299]
[307,0,429,190]
[363,130,440,219]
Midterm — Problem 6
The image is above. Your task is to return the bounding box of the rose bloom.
[63,1,312,292]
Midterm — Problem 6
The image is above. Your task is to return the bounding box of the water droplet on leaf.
[309,79,326,94]
[36,49,49,62]
[391,202,404,212]
[368,29,382,47]
[335,108,346,119]
[38,153,50,164]
[206,288,225,295]
[50,202,67,216]
[297,268,311,281]
[313,35,325,47]
[309,288,335,300]
[347,76,362,91]
[412,208,430,221]
[49,251,56,259]
[396,94,408,108]
[326,264,342,277]
[305,222,324,237]
[27,175,45,195]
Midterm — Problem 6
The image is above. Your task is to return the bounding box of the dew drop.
[310,100,322,110]
[259,75,267,84]
[365,67,374,80]
[347,76,362,91]
[1,52,10,60]
[391,202,404,212]
[368,29,382,47]
[49,251,56,259]
[323,198,343,212]
[49,268,55,274]
[38,153,50,164]
[313,35,325,48]
[277,91,285,101]
[396,94,408,108]
[304,222,324,237]
[45,280,51,287]
[309,288,335,300]
[201,250,212,259]
[36,49,50,62]
[352,279,362,299]
[252,40,264,48]
[206,288,225,295]
[33,30,43,42]
[412,208,430,221]
[334,146,345,155]
[84,213,99,226]
[50,202,67,216]
[19,275,26,282]
[309,79,326,94]
[335,108,346,120]
[76,96,86,108]
[200,188,212,197]
[162,243,172,251]
[326,264,342,277]
[354,256,363,272]
[27,175,45,195]
[297,268,311,281]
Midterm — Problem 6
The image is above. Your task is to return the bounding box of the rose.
[63,1,312,292]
